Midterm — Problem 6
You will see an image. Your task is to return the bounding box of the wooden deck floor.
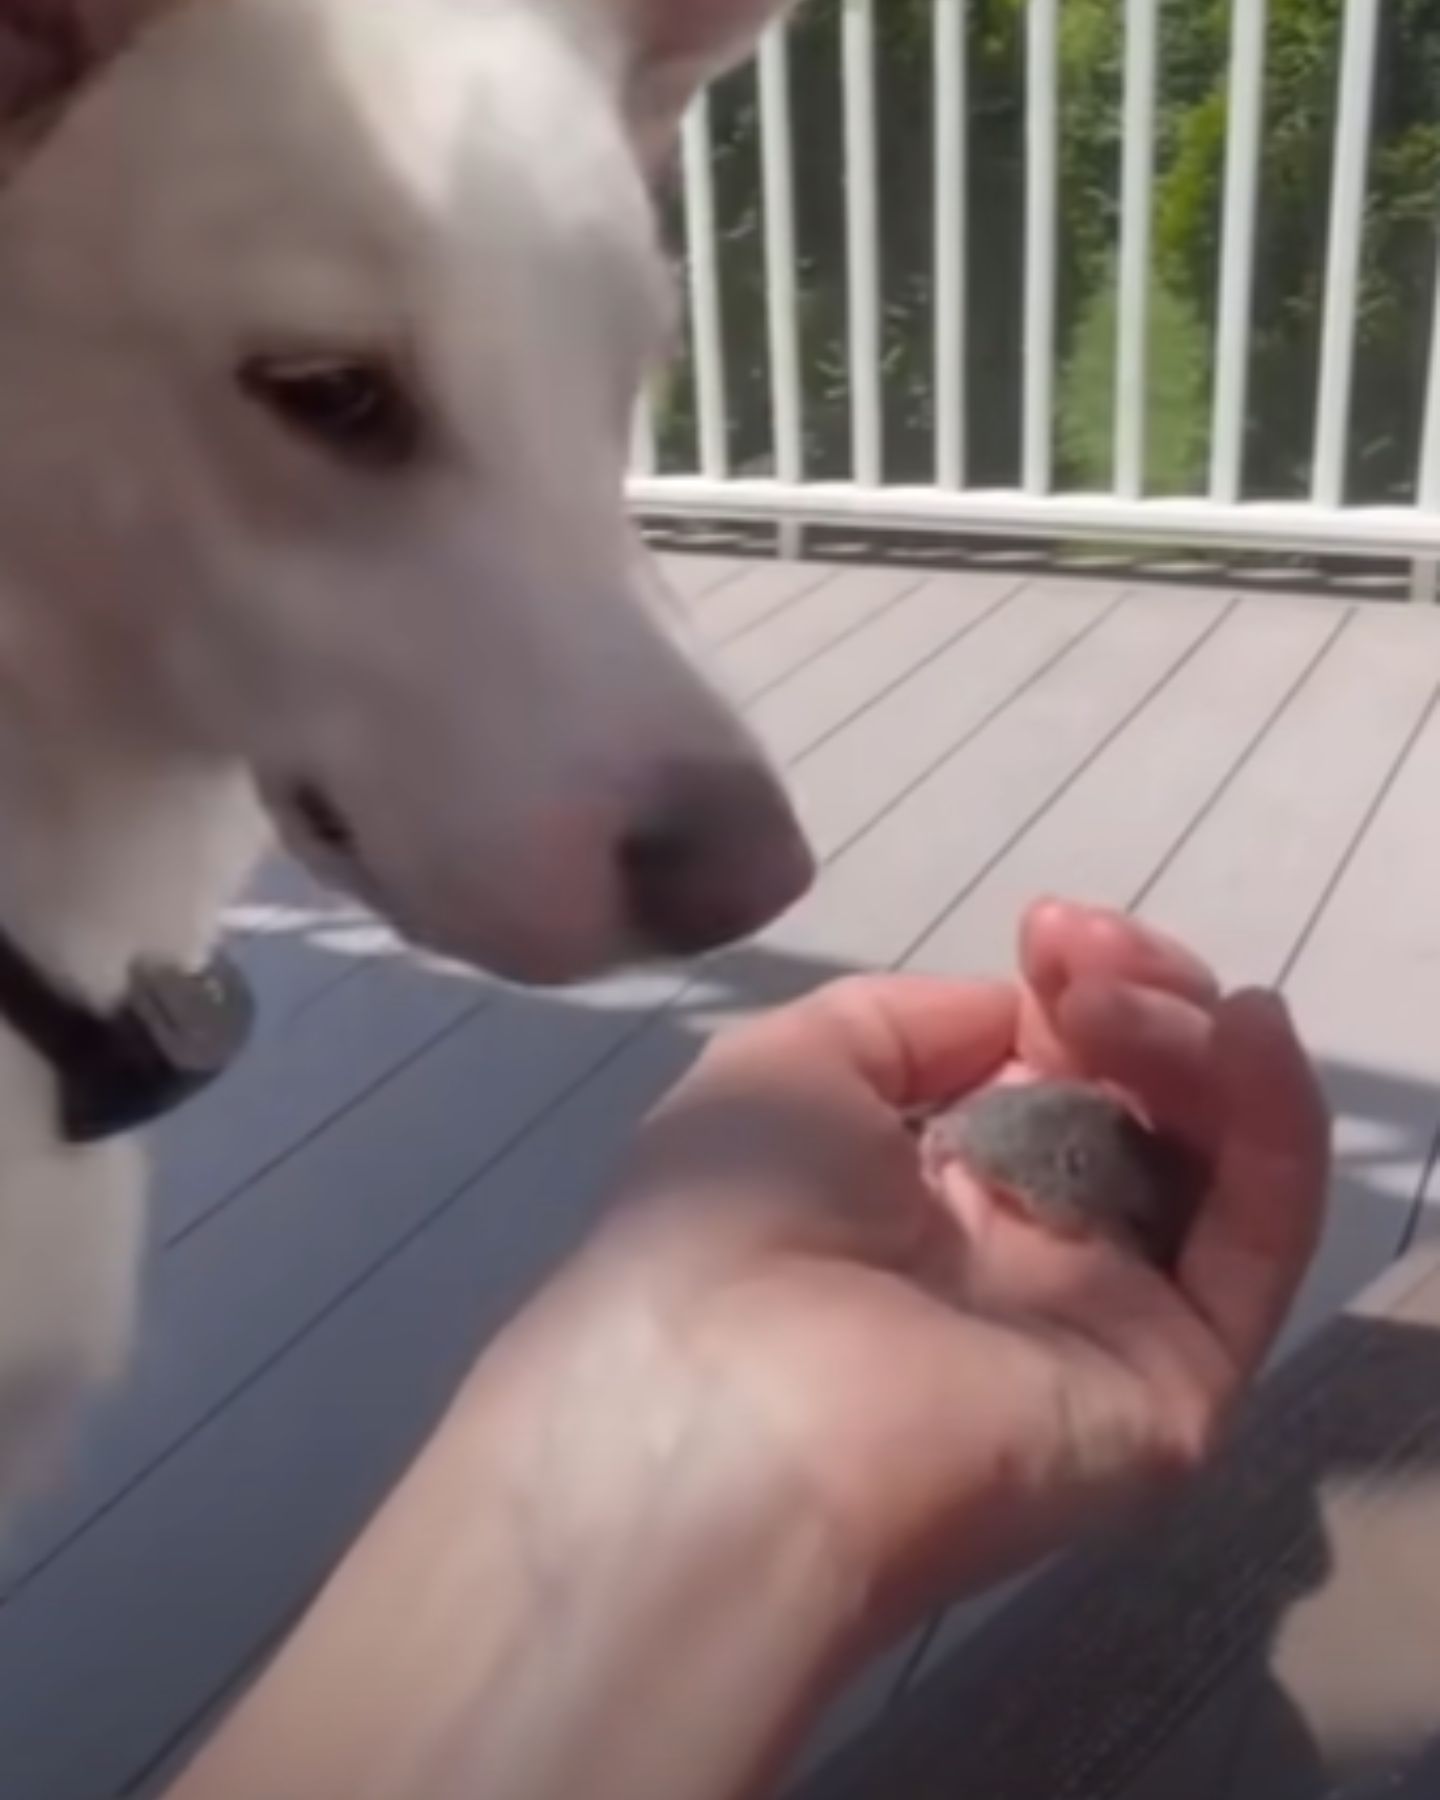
[6,554,1440,1796]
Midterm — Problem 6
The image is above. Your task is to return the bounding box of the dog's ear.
[0,1,178,155]
[614,0,790,168]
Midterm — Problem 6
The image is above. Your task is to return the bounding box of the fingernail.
[1233,985,1286,1015]
[1227,986,1297,1038]
[1025,895,1068,937]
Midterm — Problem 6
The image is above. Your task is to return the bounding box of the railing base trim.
[631,478,1440,563]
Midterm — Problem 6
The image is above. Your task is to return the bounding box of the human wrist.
[451,1284,872,1800]
[169,1281,869,1800]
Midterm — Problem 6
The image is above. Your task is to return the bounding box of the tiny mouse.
[921,1081,1209,1273]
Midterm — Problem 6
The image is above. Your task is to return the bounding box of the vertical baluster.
[682,91,729,480]
[934,0,968,490]
[1420,242,1440,514]
[1209,0,1268,506]
[1312,0,1381,510]
[1412,241,1440,601]
[630,387,658,478]
[843,0,883,486]
[1115,0,1160,500]
[1024,0,1060,495]
[759,23,804,488]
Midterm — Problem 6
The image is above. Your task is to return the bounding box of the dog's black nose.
[620,763,815,958]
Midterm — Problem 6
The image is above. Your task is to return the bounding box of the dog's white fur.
[0,0,800,1509]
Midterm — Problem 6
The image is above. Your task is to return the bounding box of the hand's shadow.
[803,1282,1440,1800]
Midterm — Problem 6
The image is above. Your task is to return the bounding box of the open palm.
[590,901,1330,1634]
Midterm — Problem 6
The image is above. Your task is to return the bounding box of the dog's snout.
[620,762,815,958]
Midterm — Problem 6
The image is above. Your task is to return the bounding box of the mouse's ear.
[0,0,176,162]
[615,0,790,169]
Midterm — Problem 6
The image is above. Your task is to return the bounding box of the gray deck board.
[1134,603,1440,1359]
[787,576,1122,859]
[686,557,833,647]
[1134,602,1440,986]
[714,565,923,703]
[2,560,1439,1797]
[748,570,1025,767]
[151,952,495,1247]
[655,552,748,602]
[908,593,1347,976]
[1268,661,1440,1346]
[764,585,1229,979]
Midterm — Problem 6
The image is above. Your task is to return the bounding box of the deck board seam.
[1270,671,1440,1245]
[680,559,751,604]
[1398,1120,1440,1262]
[1127,604,1358,917]
[739,575,934,709]
[707,565,840,651]
[117,1606,301,1797]
[162,987,501,1252]
[824,587,1135,868]
[780,579,1033,770]
[901,595,1241,967]
[1276,676,1440,993]
[277,948,393,1033]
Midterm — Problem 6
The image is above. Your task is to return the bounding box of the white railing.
[629,0,1440,587]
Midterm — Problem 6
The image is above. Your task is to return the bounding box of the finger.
[787,974,1019,1109]
[1177,990,1331,1376]
[1053,978,1222,1150]
[934,1155,1232,1424]
[1021,899,1222,1005]
[1019,900,1221,1074]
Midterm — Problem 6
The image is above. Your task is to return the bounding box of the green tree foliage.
[658,0,1440,508]
[1058,264,1211,494]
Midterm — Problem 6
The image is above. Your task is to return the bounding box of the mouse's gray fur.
[924,1081,1208,1272]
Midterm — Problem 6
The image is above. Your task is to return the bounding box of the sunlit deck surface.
[5,550,1440,1796]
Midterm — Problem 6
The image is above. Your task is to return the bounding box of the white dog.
[0,0,806,1508]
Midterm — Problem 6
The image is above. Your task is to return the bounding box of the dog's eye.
[237,355,426,471]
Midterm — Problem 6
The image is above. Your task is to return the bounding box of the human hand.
[174,901,1330,1800]
[557,900,1330,1648]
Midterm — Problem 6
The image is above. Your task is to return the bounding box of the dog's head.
[0,0,810,984]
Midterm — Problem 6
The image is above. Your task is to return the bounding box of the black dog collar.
[0,931,254,1145]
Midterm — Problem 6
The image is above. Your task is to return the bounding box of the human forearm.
[164,1284,863,1800]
